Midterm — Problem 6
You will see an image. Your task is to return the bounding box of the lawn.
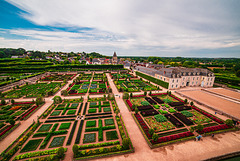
[49,136,66,148]
[37,124,53,132]
[106,131,119,141]
[83,133,96,143]
[20,139,43,153]
[59,123,71,130]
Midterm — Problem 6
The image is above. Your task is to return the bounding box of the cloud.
[2,0,240,57]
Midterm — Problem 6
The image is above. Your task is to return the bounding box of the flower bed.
[199,124,230,134]
[141,109,158,116]
[145,117,174,132]
[134,114,151,138]
[137,105,153,111]
[145,97,157,105]
[20,105,39,120]
[191,106,224,124]
[126,100,134,111]
[132,94,145,98]
[164,114,184,128]
[173,113,194,126]
[151,131,194,144]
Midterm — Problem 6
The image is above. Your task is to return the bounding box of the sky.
[0,0,240,57]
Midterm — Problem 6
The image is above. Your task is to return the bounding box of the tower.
[112,51,118,64]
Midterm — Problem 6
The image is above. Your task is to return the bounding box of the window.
[193,77,195,80]
[177,79,178,83]
[157,75,159,78]
[161,77,162,80]
[182,82,184,85]
[192,82,194,85]
[172,80,174,83]
[172,85,174,88]
[164,78,165,81]
[176,85,178,88]
[211,78,213,81]
[197,77,198,80]
[183,78,185,81]
[208,78,209,81]
[210,82,211,85]
[207,83,208,85]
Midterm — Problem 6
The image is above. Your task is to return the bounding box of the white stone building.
[135,66,215,89]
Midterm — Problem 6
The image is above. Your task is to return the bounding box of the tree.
[122,138,130,150]
[11,99,15,104]
[149,91,152,95]
[36,96,44,106]
[61,90,68,96]
[130,93,133,98]
[225,119,234,127]
[184,99,188,104]
[9,119,15,126]
[53,96,62,104]
[135,108,139,114]
[152,133,159,142]
[1,99,6,105]
[190,101,194,106]
[57,147,65,159]
[123,92,129,99]
[72,144,79,158]
[149,128,154,136]
[144,91,147,96]
[196,124,204,132]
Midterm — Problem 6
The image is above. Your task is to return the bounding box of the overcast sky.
[0,0,240,57]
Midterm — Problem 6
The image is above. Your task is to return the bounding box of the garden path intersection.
[0,73,239,161]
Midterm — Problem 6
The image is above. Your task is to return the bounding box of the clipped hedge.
[136,71,169,89]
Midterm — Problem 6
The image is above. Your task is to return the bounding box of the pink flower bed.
[13,102,34,105]
[191,106,224,124]
[0,125,14,137]
[70,74,77,79]
[135,114,151,138]
[199,124,230,134]
[126,100,134,111]
[151,131,194,144]
[170,95,185,103]
[150,93,167,96]
[132,95,145,98]
[20,105,38,120]
[67,83,75,91]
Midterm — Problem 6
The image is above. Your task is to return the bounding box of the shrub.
[153,105,160,109]
[149,128,154,136]
[72,144,79,158]
[123,92,129,99]
[103,107,111,112]
[67,110,76,115]
[169,108,176,113]
[141,101,150,106]
[190,101,194,106]
[196,124,204,132]
[152,133,159,142]
[86,120,96,127]
[21,139,43,153]
[104,119,114,126]
[37,124,53,132]
[181,111,193,117]
[106,131,119,141]
[135,108,139,114]
[122,138,130,150]
[57,147,65,159]
[49,136,66,148]
[59,123,71,130]
[83,133,96,143]
[88,108,97,113]
[154,114,167,122]
[53,96,62,104]
[225,119,234,127]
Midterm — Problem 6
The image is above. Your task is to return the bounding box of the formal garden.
[114,79,159,92]
[0,98,45,141]
[41,74,76,81]
[3,82,64,98]
[63,72,112,95]
[110,72,136,80]
[0,95,133,161]
[124,92,235,148]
